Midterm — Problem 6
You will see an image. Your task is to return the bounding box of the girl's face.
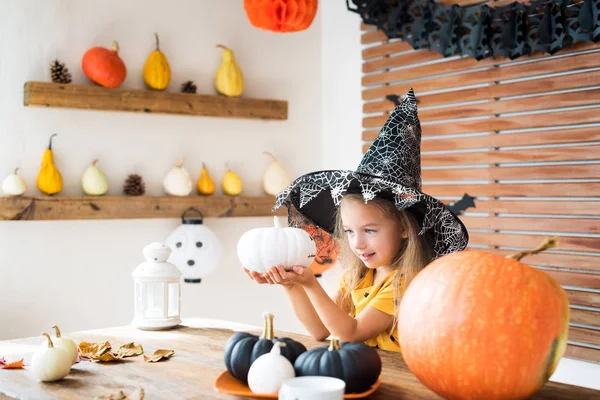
[340,199,407,269]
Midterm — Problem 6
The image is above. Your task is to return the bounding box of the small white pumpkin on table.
[237,216,316,273]
[31,332,72,382]
[247,341,295,394]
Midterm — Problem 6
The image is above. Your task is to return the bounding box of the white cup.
[278,376,346,400]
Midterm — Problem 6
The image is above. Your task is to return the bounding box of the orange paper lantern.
[301,224,338,276]
[244,0,318,33]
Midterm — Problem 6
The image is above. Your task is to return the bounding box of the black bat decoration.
[448,193,476,216]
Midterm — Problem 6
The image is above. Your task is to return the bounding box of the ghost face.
[166,224,222,283]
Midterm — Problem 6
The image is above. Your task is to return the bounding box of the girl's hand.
[242,266,269,284]
[264,265,316,287]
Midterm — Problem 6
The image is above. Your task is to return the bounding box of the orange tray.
[213,370,382,399]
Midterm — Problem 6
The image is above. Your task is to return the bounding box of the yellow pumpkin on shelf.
[197,163,216,196]
[37,134,63,196]
[215,44,244,97]
[143,33,171,90]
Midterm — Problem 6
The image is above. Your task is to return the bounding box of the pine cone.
[123,174,145,196]
[50,59,72,84]
[181,80,197,94]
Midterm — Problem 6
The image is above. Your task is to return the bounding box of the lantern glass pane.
[144,282,165,319]
[135,282,143,315]
[168,283,179,317]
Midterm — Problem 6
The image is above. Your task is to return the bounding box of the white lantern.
[132,242,182,330]
[165,208,222,284]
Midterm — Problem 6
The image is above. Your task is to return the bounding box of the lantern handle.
[181,207,204,225]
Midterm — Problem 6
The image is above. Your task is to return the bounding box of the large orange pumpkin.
[398,247,570,400]
[82,40,127,88]
[244,0,318,33]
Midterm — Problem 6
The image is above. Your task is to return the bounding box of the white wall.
[0,0,322,340]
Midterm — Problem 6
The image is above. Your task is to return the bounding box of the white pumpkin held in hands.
[263,152,292,196]
[82,159,108,196]
[163,157,193,196]
[247,341,295,394]
[49,325,78,365]
[31,332,71,382]
[237,216,316,273]
[1,168,27,196]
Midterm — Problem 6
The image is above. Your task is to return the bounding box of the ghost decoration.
[166,208,222,283]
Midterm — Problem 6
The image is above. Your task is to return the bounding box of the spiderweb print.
[273,89,469,260]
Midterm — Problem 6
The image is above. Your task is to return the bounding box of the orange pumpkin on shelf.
[397,238,569,400]
[244,0,318,33]
[301,224,338,276]
[82,40,127,88]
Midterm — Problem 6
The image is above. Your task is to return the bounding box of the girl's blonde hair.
[334,194,433,329]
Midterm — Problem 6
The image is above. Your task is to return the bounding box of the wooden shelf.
[0,195,286,221]
[23,81,288,120]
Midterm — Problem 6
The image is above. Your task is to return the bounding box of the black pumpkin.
[293,337,381,393]
[224,312,307,384]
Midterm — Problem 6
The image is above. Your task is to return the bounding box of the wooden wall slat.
[485,200,600,216]
[490,217,600,234]
[490,127,600,148]
[467,232,600,253]
[490,164,600,180]
[422,168,490,181]
[362,41,414,60]
[456,216,491,230]
[414,108,600,135]
[569,327,600,347]
[566,290,600,308]
[570,308,600,325]
[420,136,491,151]
[420,146,600,165]
[423,183,600,197]
[491,250,600,272]
[363,50,441,74]
[361,30,387,44]
[545,270,600,289]
[565,344,600,363]
[363,56,494,86]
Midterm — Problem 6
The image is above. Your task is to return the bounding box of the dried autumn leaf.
[95,352,124,362]
[1,359,24,369]
[143,349,174,363]
[79,341,112,359]
[94,387,144,400]
[0,357,5,366]
[117,342,143,358]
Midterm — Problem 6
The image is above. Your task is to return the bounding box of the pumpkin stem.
[48,133,58,150]
[112,40,120,53]
[273,216,281,229]
[328,336,341,351]
[262,312,275,340]
[271,341,286,356]
[506,237,558,262]
[264,151,277,162]
[13,168,19,175]
[154,32,160,50]
[176,157,184,168]
[41,332,54,348]
[52,325,62,338]
[216,44,228,51]
[92,159,99,167]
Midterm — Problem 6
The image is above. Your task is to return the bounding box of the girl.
[244,89,469,352]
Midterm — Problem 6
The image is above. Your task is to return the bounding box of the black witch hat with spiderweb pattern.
[273,89,468,260]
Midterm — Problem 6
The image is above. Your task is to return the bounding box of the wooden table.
[0,318,598,399]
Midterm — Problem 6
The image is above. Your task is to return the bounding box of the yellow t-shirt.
[342,268,401,352]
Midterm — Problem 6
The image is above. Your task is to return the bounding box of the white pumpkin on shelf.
[237,216,316,273]
[81,159,108,196]
[247,342,295,394]
[263,151,292,196]
[2,168,27,196]
[163,157,193,196]
[31,332,72,382]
